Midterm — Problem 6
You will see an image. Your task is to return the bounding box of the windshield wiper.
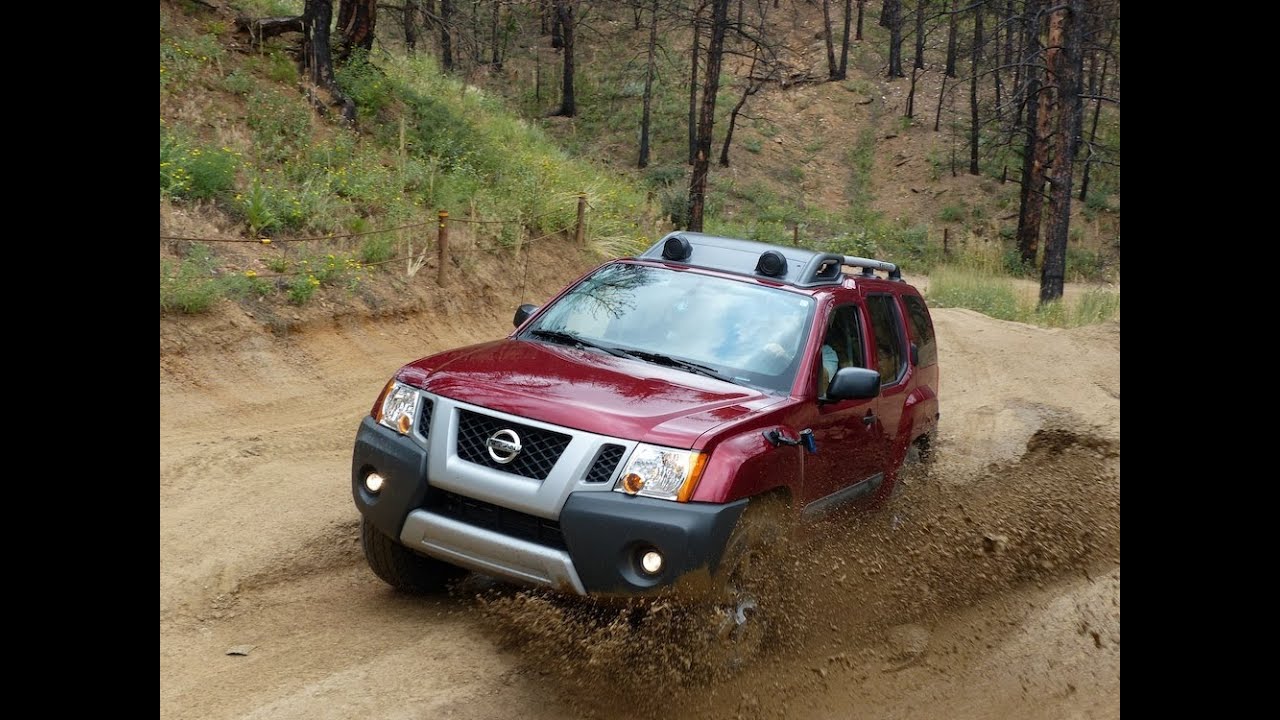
[619,349,739,385]
[527,329,631,358]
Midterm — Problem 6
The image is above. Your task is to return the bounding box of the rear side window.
[866,295,906,385]
[902,295,937,366]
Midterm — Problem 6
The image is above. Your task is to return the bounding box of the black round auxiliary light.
[662,235,693,261]
[756,250,787,277]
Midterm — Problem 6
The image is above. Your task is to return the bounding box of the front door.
[800,302,890,513]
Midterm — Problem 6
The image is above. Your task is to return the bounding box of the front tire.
[360,518,466,593]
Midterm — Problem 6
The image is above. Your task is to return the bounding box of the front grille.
[427,489,566,550]
[455,410,571,480]
[585,444,626,483]
[417,399,434,442]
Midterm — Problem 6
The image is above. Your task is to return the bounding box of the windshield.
[522,262,816,394]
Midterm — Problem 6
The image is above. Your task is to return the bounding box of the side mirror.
[826,367,880,400]
[513,303,539,328]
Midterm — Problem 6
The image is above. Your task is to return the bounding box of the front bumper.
[351,417,747,595]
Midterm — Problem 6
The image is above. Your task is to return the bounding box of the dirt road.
[160,296,1119,720]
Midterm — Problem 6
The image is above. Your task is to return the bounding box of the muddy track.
[160,304,1119,720]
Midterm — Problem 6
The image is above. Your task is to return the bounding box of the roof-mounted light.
[662,235,693,261]
[756,250,787,278]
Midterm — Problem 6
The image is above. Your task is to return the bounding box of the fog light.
[621,472,646,495]
[364,472,385,494]
[640,549,664,575]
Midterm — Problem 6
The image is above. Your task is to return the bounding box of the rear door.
[864,293,911,455]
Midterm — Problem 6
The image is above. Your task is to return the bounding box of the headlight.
[374,381,420,435]
[613,444,709,502]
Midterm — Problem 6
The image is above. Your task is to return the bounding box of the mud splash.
[473,426,1120,719]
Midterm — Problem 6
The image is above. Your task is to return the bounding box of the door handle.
[862,412,876,426]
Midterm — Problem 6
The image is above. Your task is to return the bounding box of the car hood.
[396,339,781,447]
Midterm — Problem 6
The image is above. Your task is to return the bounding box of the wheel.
[360,517,466,593]
[866,431,935,510]
[708,495,793,672]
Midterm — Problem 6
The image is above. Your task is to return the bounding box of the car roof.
[635,231,909,290]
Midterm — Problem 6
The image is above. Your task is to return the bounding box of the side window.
[817,305,865,397]
[902,295,937,367]
[866,295,906,385]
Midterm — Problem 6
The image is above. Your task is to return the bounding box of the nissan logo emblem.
[486,429,522,464]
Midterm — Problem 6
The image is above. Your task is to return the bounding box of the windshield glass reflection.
[523,263,815,394]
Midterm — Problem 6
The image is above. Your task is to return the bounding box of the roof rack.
[636,232,903,287]
[842,255,902,281]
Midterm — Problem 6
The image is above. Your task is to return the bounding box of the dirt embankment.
[160,252,1119,720]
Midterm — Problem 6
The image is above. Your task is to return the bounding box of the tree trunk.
[554,0,576,116]
[639,0,659,168]
[968,0,983,174]
[914,0,925,69]
[944,0,957,77]
[337,0,377,62]
[1040,0,1085,305]
[688,2,702,165]
[720,57,762,167]
[934,71,947,131]
[1002,0,1015,66]
[838,0,853,77]
[887,0,904,77]
[303,0,356,122]
[441,0,454,70]
[1079,49,1109,201]
[1016,0,1048,266]
[491,0,501,67]
[404,0,417,54]
[823,0,838,79]
[551,2,563,48]
[687,0,729,231]
[856,0,865,40]
[879,0,889,27]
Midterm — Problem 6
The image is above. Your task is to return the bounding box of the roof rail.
[843,255,902,281]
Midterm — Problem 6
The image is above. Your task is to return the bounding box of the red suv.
[352,232,939,602]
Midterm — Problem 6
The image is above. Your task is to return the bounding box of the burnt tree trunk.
[838,0,853,77]
[404,0,418,54]
[886,0,904,77]
[303,0,356,122]
[337,0,377,62]
[934,71,947,131]
[441,0,454,70]
[1040,0,1085,304]
[551,2,563,47]
[687,0,729,231]
[688,2,703,165]
[1078,53,1106,201]
[914,0,926,69]
[491,0,501,66]
[720,58,763,167]
[1003,0,1015,66]
[856,0,865,40]
[639,0,660,168]
[968,0,983,174]
[237,16,304,46]
[944,0,957,77]
[554,0,576,116]
[823,0,839,79]
[1016,0,1049,266]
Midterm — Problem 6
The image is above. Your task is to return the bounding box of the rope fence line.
[158,195,587,245]
[162,195,592,291]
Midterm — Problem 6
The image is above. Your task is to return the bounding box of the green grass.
[926,266,1120,328]
[939,204,965,222]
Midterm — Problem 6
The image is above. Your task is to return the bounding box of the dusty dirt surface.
[160,258,1120,719]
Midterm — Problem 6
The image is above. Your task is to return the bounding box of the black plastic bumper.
[558,492,748,595]
[351,416,429,540]
[351,416,749,596]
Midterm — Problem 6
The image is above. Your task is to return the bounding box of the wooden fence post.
[437,210,449,286]
[575,193,587,247]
